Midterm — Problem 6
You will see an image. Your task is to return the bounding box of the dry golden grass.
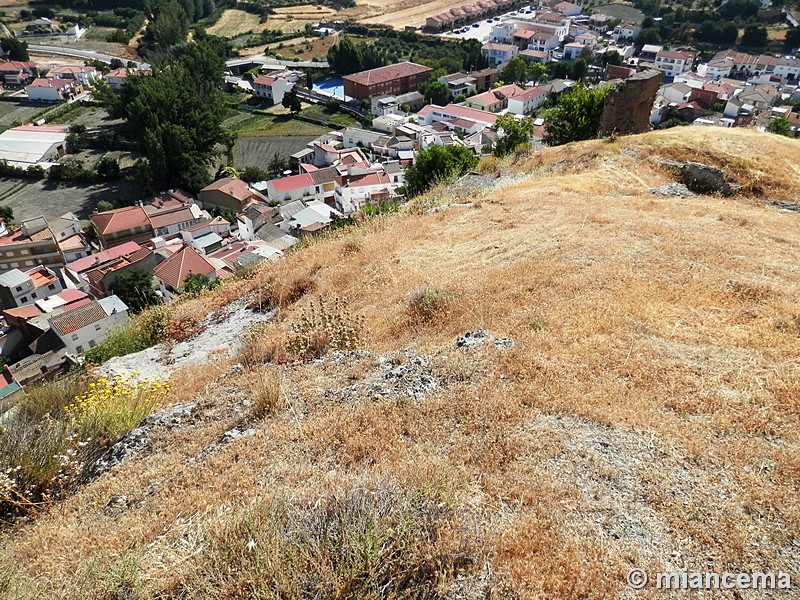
[1,128,799,598]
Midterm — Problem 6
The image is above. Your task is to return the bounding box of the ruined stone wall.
[599,69,662,137]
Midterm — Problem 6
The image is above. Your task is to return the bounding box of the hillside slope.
[2,127,799,599]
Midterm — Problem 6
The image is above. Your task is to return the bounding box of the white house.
[46,65,99,87]
[554,1,582,16]
[48,295,128,355]
[0,267,62,309]
[507,87,547,115]
[654,50,695,78]
[481,42,519,68]
[611,23,641,43]
[697,57,733,80]
[265,173,316,203]
[334,169,398,214]
[660,82,692,104]
[253,75,295,105]
[26,78,74,101]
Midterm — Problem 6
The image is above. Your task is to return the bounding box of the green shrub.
[84,305,168,364]
[407,287,454,323]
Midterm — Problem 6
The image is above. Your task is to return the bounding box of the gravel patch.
[100,299,275,381]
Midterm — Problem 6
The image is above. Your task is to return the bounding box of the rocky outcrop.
[659,159,742,196]
[599,69,662,137]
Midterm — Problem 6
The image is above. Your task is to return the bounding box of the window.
[15,286,22,292]
[89,340,96,348]
[76,345,83,353]
[94,324,101,331]
[48,284,55,290]
[71,334,79,341]
[31,292,36,299]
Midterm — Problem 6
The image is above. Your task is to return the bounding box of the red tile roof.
[336,171,391,188]
[152,245,215,290]
[342,62,432,87]
[66,241,143,273]
[200,177,254,202]
[49,301,107,336]
[270,173,314,193]
[0,61,36,72]
[253,75,276,85]
[28,78,72,89]
[148,207,197,229]
[56,289,87,303]
[90,206,150,236]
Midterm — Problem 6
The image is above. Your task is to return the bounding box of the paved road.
[226,57,329,69]
[28,44,150,69]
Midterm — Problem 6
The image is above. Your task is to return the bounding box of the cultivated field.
[0,178,144,222]
[592,2,645,24]
[341,0,473,28]
[206,9,266,38]
[233,135,320,171]
[266,5,337,32]
[2,127,799,598]
[0,102,43,132]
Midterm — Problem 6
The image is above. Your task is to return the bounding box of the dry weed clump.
[170,483,483,599]
[248,367,284,418]
[286,296,362,360]
[407,287,455,324]
[248,274,316,312]
[238,322,281,368]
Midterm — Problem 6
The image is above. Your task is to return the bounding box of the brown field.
[206,8,270,38]
[338,0,468,27]
[1,128,800,598]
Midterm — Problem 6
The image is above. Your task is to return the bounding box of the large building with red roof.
[342,62,433,101]
[152,245,216,299]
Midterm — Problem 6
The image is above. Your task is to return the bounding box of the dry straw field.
[1,127,799,598]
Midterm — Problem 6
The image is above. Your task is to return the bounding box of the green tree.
[542,83,609,146]
[241,165,269,183]
[0,205,13,224]
[492,114,535,157]
[182,273,218,295]
[741,24,768,47]
[600,50,622,66]
[267,152,288,178]
[404,144,478,197]
[766,116,793,137]
[500,56,529,85]
[0,37,29,61]
[636,27,662,47]
[787,27,800,49]
[571,57,588,81]
[116,41,229,193]
[95,155,121,179]
[420,78,450,105]
[327,36,362,75]
[108,268,160,313]
[527,62,547,83]
[282,86,302,113]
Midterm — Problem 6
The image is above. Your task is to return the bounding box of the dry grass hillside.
[2,127,800,598]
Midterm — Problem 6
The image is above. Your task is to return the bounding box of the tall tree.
[500,56,529,85]
[492,114,534,157]
[420,78,450,106]
[542,84,609,146]
[404,144,478,197]
[741,24,768,47]
[282,87,302,113]
[117,41,229,192]
[1,37,29,61]
[108,268,160,313]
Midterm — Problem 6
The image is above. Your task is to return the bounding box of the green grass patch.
[84,305,168,365]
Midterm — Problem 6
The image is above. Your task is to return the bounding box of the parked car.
[472,23,480,27]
